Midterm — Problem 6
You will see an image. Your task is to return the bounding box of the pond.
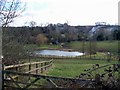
[35,50,83,57]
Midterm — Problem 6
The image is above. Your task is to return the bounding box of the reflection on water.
[35,50,83,57]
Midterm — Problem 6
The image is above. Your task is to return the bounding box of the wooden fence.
[3,60,53,89]
[3,70,91,89]
[3,59,91,88]
[3,62,120,89]
[4,60,52,79]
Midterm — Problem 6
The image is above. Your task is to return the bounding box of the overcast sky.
[11,0,119,26]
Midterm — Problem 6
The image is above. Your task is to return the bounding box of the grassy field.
[67,40,119,53]
[25,40,119,54]
[24,40,119,77]
[46,59,118,77]
[24,44,61,51]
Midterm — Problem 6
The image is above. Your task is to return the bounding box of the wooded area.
[2,25,120,65]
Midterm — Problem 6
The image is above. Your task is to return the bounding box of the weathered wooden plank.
[46,79,58,87]
[25,63,52,73]
[85,64,112,74]
[3,70,89,82]
[3,60,53,88]
[24,78,40,89]
[4,60,52,83]
[4,60,52,70]
[7,74,21,88]
[6,75,19,80]
[4,79,42,87]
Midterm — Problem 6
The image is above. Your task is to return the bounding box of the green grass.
[67,40,119,53]
[37,44,61,49]
[23,40,119,78]
[46,59,118,77]
[96,41,119,53]
[24,40,119,54]
[24,44,61,50]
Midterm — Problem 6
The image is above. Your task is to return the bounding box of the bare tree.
[1,0,26,65]
[29,21,37,27]
[0,0,26,27]
[0,1,25,89]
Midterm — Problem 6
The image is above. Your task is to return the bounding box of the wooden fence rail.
[3,60,120,89]
[3,59,93,89]
[3,60,53,89]
[4,60,52,74]
[3,70,91,88]
[4,60,52,80]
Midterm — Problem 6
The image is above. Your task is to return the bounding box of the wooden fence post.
[41,63,43,73]
[15,67,18,72]
[44,62,47,70]
[29,64,31,73]
[36,64,38,74]
[50,60,52,67]
[28,64,31,80]
[4,60,53,84]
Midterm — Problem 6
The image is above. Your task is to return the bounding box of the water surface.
[35,50,83,57]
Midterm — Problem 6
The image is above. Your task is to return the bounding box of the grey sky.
[11,0,119,26]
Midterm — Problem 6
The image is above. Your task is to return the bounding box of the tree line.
[3,25,120,44]
[2,24,120,65]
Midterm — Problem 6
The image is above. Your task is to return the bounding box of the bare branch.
[0,0,26,27]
